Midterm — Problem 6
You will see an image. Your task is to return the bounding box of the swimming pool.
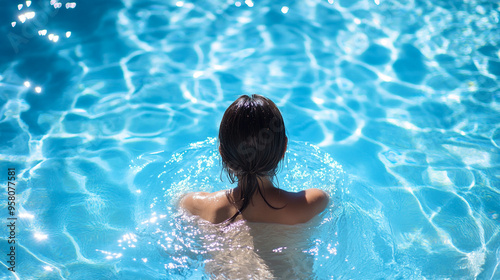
[1,0,499,279]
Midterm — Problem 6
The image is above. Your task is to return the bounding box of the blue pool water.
[0,0,499,279]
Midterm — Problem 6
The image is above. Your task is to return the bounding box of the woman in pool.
[181,94,329,225]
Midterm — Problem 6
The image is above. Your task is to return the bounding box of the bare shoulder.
[179,191,210,216]
[180,190,232,223]
[304,188,329,205]
[302,188,330,215]
[286,188,329,224]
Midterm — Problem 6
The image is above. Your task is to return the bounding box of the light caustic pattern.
[0,0,499,279]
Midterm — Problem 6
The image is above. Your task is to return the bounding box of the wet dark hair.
[219,94,287,223]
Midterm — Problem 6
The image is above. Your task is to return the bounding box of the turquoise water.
[1,0,499,279]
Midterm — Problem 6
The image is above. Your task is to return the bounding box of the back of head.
[219,94,287,222]
[219,94,287,179]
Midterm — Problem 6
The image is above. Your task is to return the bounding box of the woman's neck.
[232,176,277,198]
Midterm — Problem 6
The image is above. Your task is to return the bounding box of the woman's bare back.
[180,178,329,225]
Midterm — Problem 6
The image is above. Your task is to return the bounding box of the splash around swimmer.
[180,94,329,225]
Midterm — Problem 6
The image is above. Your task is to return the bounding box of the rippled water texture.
[0,0,499,279]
